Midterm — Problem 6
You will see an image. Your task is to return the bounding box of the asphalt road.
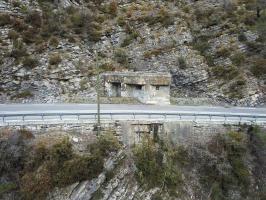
[0,104,266,116]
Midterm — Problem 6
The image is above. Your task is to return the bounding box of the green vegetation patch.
[202,131,250,199]
[251,58,266,78]
[212,65,240,80]
[0,14,12,26]
[11,90,33,100]
[114,48,129,66]
[21,132,120,200]
[22,56,39,69]
[0,183,17,195]
[133,137,184,197]
[49,53,62,66]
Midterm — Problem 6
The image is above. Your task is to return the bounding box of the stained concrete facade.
[102,72,171,104]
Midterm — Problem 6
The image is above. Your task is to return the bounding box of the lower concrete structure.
[102,72,171,105]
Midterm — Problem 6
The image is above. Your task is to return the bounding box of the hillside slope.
[0,0,265,105]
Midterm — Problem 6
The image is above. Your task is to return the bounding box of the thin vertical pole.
[96,51,101,136]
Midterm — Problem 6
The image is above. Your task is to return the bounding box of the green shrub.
[228,79,246,99]
[99,62,116,72]
[0,183,17,195]
[252,126,266,147]
[133,137,183,193]
[143,44,174,59]
[49,53,62,65]
[143,49,160,59]
[117,16,126,26]
[194,6,214,23]
[70,11,85,29]
[133,138,164,188]
[108,1,118,16]
[10,39,28,59]
[231,52,245,66]
[12,18,27,32]
[256,16,266,41]
[216,46,231,57]
[212,65,239,80]
[49,36,59,47]
[178,57,187,69]
[22,56,39,69]
[79,79,88,91]
[251,59,266,77]
[169,146,189,166]
[238,32,247,42]
[91,189,104,200]
[0,14,11,26]
[56,155,104,186]
[226,132,250,190]
[114,48,129,66]
[25,10,42,28]
[156,8,175,27]
[87,27,102,42]
[246,41,263,54]
[121,34,138,47]
[151,192,163,200]
[205,54,215,66]
[89,132,121,157]
[18,129,35,140]
[20,134,120,199]
[49,138,73,164]
[210,182,224,200]
[12,1,21,7]
[201,131,250,198]
[142,7,175,27]
[11,90,33,99]
[8,30,19,40]
[193,38,210,55]
[22,28,40,44]
[21,166,53,200]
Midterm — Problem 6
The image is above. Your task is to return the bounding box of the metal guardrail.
[1,111,266,125]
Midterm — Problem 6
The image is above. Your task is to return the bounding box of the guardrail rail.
[1,111,266,126]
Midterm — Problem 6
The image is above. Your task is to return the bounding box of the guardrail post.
[60,115,62,120]
[209,115,212,121]
[239,116,242,123]
[179,114,181,120]
[2,116,5,123]
[133,113,135,119]
[110,114,113,120]
[224,115,227,123]
[194,114,197,122]
[77,115,80,121]
[22,115,25,121]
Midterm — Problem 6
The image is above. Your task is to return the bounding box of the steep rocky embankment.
[0,0,265,105]
[1,126,266,200]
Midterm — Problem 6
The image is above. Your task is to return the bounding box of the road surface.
[0,104,265,125]
[0,104,266,114]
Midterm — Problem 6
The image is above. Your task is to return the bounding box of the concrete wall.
[5,121,263,148]
[119,121,243,146]
[103,72,171,105]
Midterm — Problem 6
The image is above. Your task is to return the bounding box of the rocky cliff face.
[0,0,265,105]
[1,125,266,200]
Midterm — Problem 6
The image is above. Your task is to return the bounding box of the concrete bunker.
[110,82,121,97]
[127,122,164,145]
[103,72,171,104]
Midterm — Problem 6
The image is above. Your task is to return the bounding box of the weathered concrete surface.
[5,121,264,147]
[103,72,171,105]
